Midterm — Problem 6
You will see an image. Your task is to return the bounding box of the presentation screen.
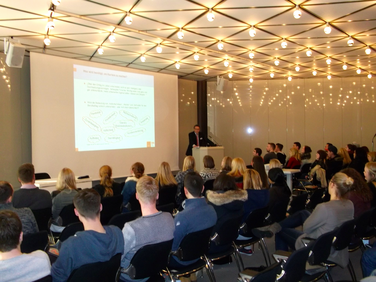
[30,53,179,179]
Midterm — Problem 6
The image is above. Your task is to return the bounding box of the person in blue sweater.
[51,189,124,282]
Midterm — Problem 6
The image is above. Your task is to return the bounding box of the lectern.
[192,146,225,172]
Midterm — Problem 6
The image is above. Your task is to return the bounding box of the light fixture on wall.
[347,37,354,46]
[177,28,184,39]
[326,57,331,64]
[224,59,229,67]
[249,66,254,72]
[312,69,317,76]
[125,12,133,25]
[295,64,300,71]
[44,35,51,46]
[327,74,332,80]
[342,63,347,70]
[52,0,61,6]
[207,8,215,22]
[249,26,256,37]
[194,53,199,61]
[293,5,302,19]
[356,68,361,74]
[306,48,312,57]
[249,51,255,59]
[217,40,224,50]
[46,17,55,30]
[324,23,331,34]
[140,55,146,62]
[270,72,275,78]
[249,77,253,83]
[288,76,292,81]
[156,44,162,53]
[281,38,288,48]
[97,46,104,55]
[368,73,372,79]
[175,61,180,69]
[228,71,233,78]
[365,46,371,55]
[204,68,209,74]
[274,58,279,66]
[109,32,116,43]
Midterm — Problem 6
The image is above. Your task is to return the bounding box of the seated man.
[275,143,286,165]
[169,172,217,270]
[12,163,52,210]
[120,176,175,282]
[0,181,38,235]
[264,143,277,164]
[326,145,343,180]
[0,210,51,282]
[51,189,124,282]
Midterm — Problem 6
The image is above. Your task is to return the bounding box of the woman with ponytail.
[93,165,122,198]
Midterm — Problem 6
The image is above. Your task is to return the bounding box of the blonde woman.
[285,148,301,168]
[368,152,376,162]
[93,165,122,198]
[338,147,352,168]
[228,157,247,188]
[155,162,178,206]
[175,156,195,207]
[269,159,282,169]
[365,162,376,207]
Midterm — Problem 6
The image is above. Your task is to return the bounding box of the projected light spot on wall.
[247,127,254,134]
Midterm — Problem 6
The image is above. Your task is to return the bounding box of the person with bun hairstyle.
[92,165,122,198]
[121,162,145,210]
[253,172,354,267]
[364,162,376,207]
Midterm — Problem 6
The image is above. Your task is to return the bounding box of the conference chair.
[35,172,51,180]
[60,204,80,226]
[108,210,141,230]
[59,222,84,243]
[157,202,175,214]
[32,207,52,231]
[203,179,215,195]
[21,230,49,253]
[157,184,178,206]
[239,261,283,282]
[128,194,141,211]
[349,208,375,253]
[115,239,173,282]
[287,193,309,215]
[67,253,121,282]
[100,195,122,225]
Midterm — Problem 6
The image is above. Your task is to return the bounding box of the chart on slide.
[73,64,155,152]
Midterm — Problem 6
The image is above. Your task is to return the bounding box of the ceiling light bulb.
[306,48,312,57]
[281,39,287,48]
[46,17,55,30]
[274,58,279,66]
[194,53,199,61]
[327,74,331,80]
[342,63,347,70]
[207,8,215,22]
[156,44,162,53]
[365,46,371,55]
[224,60,229,67]
[109,33,116,43]
[324,23,331,34]
[326,57,331,65]
[347,37,354,46]
[44,35,51,46]
[312,70,317,76]
[249,26,256,37]
[270,72,274,78]
[52,0,61,6]
[288,76,292,81]
[249,78,253,83]
[228,72,233,78]
[140,55,146,62]
[125,12,133,25]
[356,68,361,74]
[293,6,302,19]
[177,28,184,39]
[217,41,224,50]
[368,73,372,79]
[249,51,254,59]
[295,65,300,72]
[97,47,104,55]
[175,62,180,69]
[204,68,209,74]
[249,66,254,72]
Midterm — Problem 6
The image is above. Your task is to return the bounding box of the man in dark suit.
[186,125,207,156]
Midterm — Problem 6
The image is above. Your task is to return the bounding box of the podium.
[192,146,225,172]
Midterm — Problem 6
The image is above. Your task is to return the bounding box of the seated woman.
[200,155,220,182]
[227,157,246,188]
[368,152,376,162]
[365,162,376,207]
[349,147,369,177]
[92,165,122,198]
[285,148,301,169]
[155,162,178,206]
[338,148,352,169]
[175,156,195,207]
[269,159,282,169]
[51,168,78,232]
[121,162,144,211]
[251,156,269,189]
[253,172,354,268]
[220,156,232,174]
[300,145,312,164]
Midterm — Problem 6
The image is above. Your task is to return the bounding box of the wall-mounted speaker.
[4,39,25,68]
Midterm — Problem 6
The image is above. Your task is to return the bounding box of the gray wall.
[0,53,31,187]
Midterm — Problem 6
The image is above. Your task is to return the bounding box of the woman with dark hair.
[200,155,220,182]
[310,150,327,171]
[252,156,269,188]
[300,145,312,164]
[121,162,145,210]
[342,168,372,218]
[349,147,369,177]
[92,165,122,198]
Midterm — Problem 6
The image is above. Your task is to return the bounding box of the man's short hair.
[184,172,203,198]
[136,176,158,204]
[328,145,338,155]
[268,143,276,150]
[294,142,301,150]
[0,181,13,204]
[0,210,22,252]
[73,189,101,220]
[276,143,283,151]
[327,143,333,147]
[193,124,200,129]
[254,148,262,156]
[18,163,35,183]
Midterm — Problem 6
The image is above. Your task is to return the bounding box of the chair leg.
[204,255,216,282]
[325,270,334,282]
[232,253,241,272]
[233,242,245,270]
[347,259,357,282]
[260,238,272,266]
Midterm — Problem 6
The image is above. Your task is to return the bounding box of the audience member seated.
[175,156,196,207]
[12,163,52,210]
[338,148,352,169]
[220,156,232,174]
[51,168,79,232]
[120,176,174,282]
[200,155,220,182]
[275,143,286,166]
[51,189,124,282]
[292,142,301,151]
[122,162,145,211]
[206,174,247,253]
[285,148,301,169]
[326,145,343,180]
[342,168,372,218]
[300,145,312,164]
[264,143,277,164]
[155,162,178,206]
[362,146,370,153]
[349,147,369,177]
[0,181,38,235]
[346,144,356,160]
[368,152,376,162]
[253,172,354,268]
[227,157,247,188]
[169,172,217,278]
[266,168,291,223]
[0,210,50,282]
[253,147,263,158]
[252,156,269,188]
[324,142,333,152]
[310,150,327,172]
[365,162,376,207]
[269,159,282,169]
[362,242,376,277]
[92,165,122,198]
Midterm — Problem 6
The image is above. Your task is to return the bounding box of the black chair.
[67,253,121,282]
[234,206,271,267]
[240,261,282,282]
[116,239,173,281]
[60,204,80,226]
[21,230,49,253]
[32,207,52,231]
[288,193,308,215]
[203,179,215,194]
[157,203,175,214]
[100,195,123,225]
[128,194,141,211]
[305,188,325,211]
[349,208,375,253]
[166,227,215,282]
[59,222,84,243]
[108,210,141,230]
[35,173,51,180]
[33,275,52,282]
[158,184,177,206]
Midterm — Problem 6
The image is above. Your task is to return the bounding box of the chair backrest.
[242,206,269,237]
[128,194,141,211]
[332,219,356,251]
[59,222,84,242]
[203,179,215,194]
[300,163,312,175]
[269,196,289,223]
[67,253,121,282]
[100,195,123,225]
[250,261,282,282]
[355,208,375,238]
[158,184,177,206]
[108,210,141,230]
[21,230,49,253]
[32,207,52,231]
[308,229,337,265]
[282,245,312,282]
[60,204,80,226]
[35,173,51,180]
[306,189,324,211]
[288,193,309,215]
[172,226,213,261]
[157,203,175,214]
[33,275,52,282]
[120,239,173,279]
[211,214,243,246]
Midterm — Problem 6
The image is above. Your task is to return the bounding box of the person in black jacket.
[186,125,207,156]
